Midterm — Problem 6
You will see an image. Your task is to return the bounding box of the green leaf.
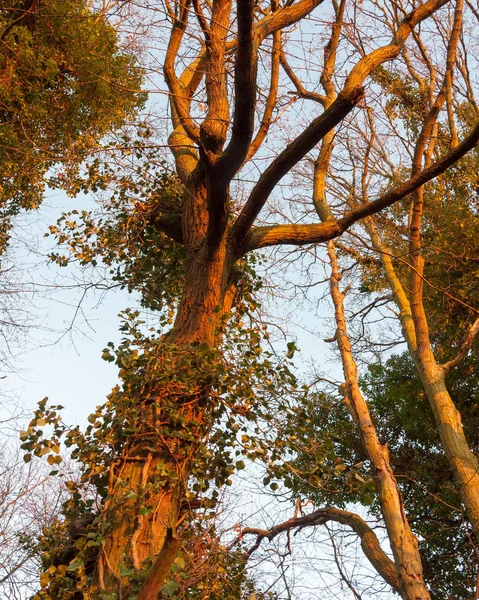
[66,558,84,572]
[161,581,180,597]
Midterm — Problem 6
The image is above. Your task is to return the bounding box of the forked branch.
[232,0,450,250]
[240,507,401,594]
[241,116,479,254]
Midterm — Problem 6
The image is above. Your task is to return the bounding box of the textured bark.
[96,167,232,592]
[136,529,181,600]
[403,0,479,537]
[416,357,479,536]
[100,459,183,586]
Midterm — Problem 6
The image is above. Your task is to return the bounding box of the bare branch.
[256,0,325,42]
[241,117,479,254]
[211,0,259,182]
[232,0,450,251]
[241,507,401,594]
[232,87,364,250]
[164,1,201,144]
[245,23,281,162]
[280,48,327,106]
[442,318,479,373]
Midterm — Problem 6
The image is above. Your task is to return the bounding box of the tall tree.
[21,1,479,598]
[262,3,479,593]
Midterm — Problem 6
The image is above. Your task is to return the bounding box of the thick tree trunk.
[95,208,231,594]
[328,242,430,600]
[99,455,183,583]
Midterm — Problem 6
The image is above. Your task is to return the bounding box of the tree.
[0,0,143,254]
[0,401,67,599]
[258,4,479,593]
[362,353,479,598]
[18,1,479,598]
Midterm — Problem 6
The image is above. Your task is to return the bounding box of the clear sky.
[1,189,133,427]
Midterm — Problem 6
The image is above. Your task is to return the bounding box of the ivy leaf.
[66,558,84,572]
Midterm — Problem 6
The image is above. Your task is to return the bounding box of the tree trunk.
[412,348,479,537]
[328,242,430,600]
[95,205,232,594]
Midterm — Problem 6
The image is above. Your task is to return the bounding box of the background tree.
[0,0,143,254]
[0,402,67,599]
[261,2,479,593]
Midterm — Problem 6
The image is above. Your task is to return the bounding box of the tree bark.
[328,241,430,600]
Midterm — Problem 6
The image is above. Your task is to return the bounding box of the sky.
[0,185,344,430]
[1,189,130,426]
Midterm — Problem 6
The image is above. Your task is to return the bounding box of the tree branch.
[0,0,38,42]
[280,48,327,106]
[241,117,479,254]
[256,0,325,42]
[240,507,400,594]
[212,0,258,183]
[245,25,281,162]
[164,1,201,144]
[136,528,181,600]
[231,0,450,252]
[232,87,364,250]
[168,50,206,182]
[442,317,479,372]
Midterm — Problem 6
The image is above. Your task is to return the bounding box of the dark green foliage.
[0,0,143,253]
[261,391,375,505]
[362,354,479,600]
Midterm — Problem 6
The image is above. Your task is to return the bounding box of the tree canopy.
[0,0,143,253]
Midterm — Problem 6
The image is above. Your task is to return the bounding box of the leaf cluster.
[0,0,144,253]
